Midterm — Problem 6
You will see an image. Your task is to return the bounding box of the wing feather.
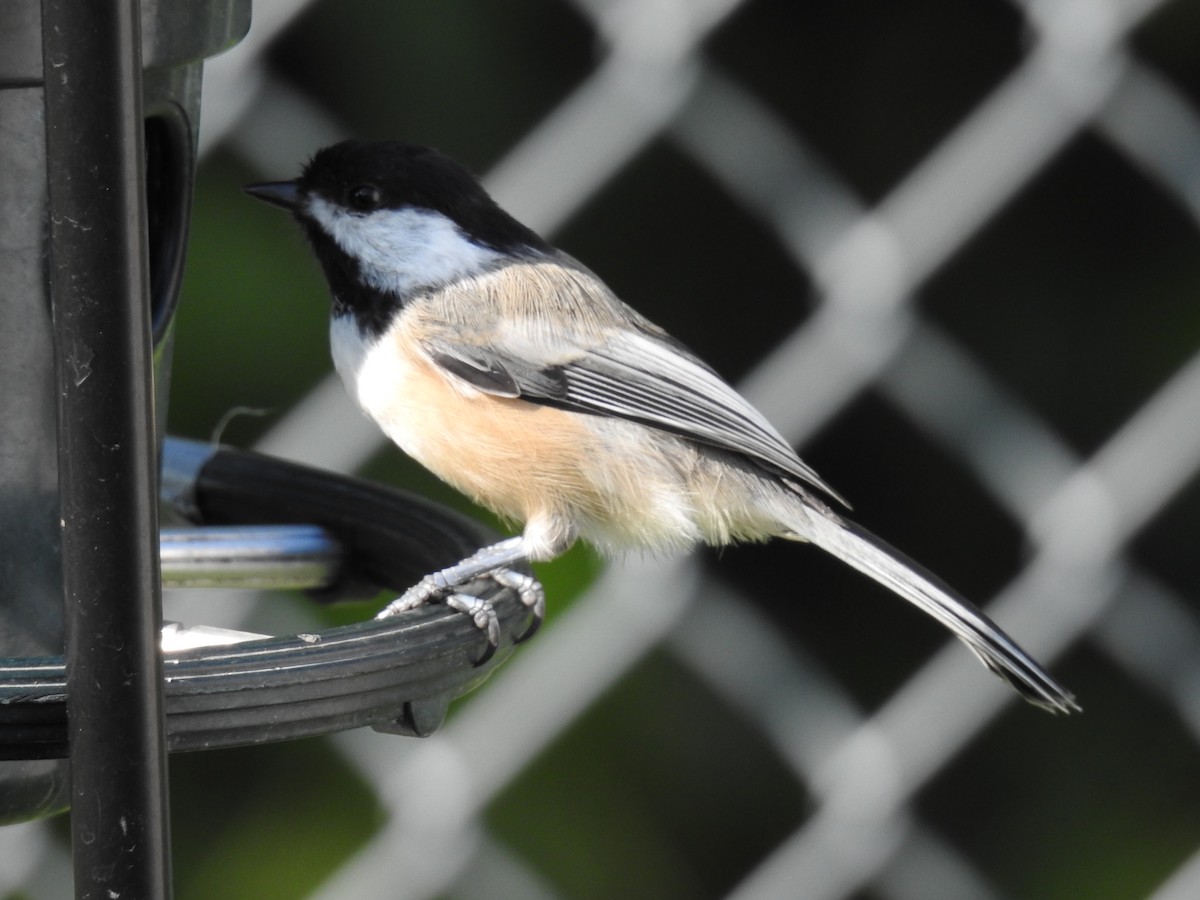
[424,327,848,506]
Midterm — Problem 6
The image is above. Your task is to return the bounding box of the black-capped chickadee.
[246,140,1078,714]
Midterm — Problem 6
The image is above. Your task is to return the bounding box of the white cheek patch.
[306,197,503,296]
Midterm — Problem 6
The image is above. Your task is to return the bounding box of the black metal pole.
[42,1,173,897]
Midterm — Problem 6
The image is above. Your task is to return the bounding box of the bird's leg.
[377,536,546,656]
[385,536,543,613]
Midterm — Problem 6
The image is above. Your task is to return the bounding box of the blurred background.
[8,0,1200,897]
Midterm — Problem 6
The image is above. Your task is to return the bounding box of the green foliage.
[169,152,330,444]
[170,740,382,899]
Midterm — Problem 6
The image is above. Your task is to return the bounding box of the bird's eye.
[347,184,382,212]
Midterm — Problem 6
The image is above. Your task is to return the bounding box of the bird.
[245,139,1079,714]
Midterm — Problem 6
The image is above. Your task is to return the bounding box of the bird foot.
[377,564,545,662]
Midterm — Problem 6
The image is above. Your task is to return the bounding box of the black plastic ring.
[0,442,536,758]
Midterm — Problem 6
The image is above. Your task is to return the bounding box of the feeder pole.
[42,0,173,896]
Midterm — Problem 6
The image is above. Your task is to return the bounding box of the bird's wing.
[426,325,848,506]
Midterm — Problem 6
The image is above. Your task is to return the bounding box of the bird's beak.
[244,180,303,211]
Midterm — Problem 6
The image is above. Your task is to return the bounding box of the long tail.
[796,511,1079,714]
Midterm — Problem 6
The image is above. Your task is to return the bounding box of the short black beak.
[244,180,302,211]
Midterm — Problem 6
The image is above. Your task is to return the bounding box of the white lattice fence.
[8,1,1200,897]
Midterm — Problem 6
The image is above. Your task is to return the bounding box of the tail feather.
[797,512,1079,714]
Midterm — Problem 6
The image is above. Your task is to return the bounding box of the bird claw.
[489,569,545,642]
[444,592,501,663]
[376,566,544,662]
[380,574,446,616]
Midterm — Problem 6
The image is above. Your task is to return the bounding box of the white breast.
[329,314,418,440]
[329,313,467,463]
[329,314,371,391]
